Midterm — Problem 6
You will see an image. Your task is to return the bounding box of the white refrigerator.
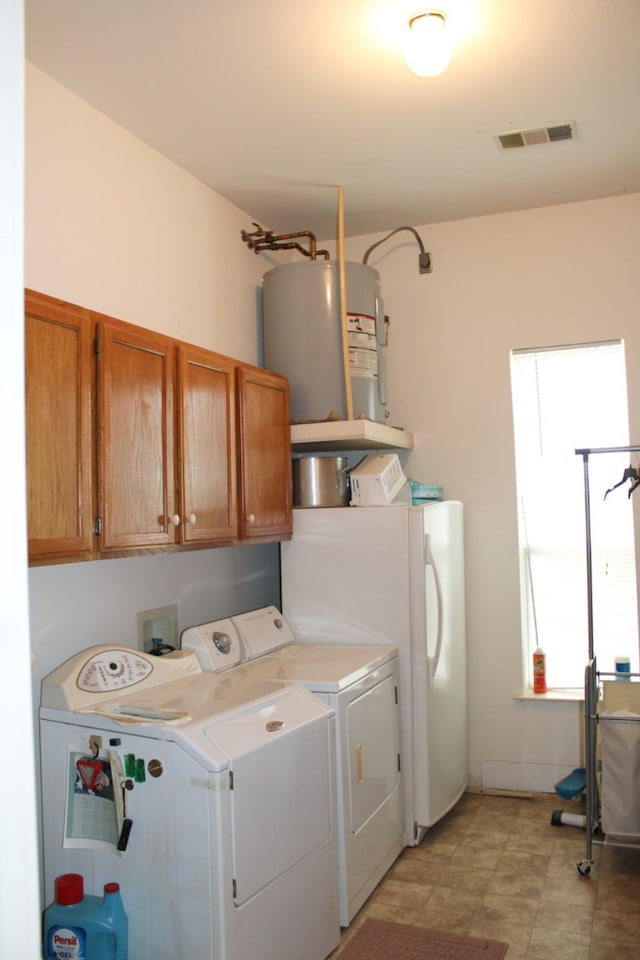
[280,500,467,846]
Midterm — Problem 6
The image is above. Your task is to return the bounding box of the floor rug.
[336,918,508,960]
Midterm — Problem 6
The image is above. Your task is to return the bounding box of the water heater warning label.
[347,314,378,380]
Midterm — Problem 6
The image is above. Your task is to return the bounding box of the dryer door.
[347,673,401,833]
[206,688,334,904]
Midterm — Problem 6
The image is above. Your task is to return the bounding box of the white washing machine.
[39,644,339,960]
[181,606,404,926]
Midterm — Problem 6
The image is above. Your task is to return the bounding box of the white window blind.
[510,341,638,688]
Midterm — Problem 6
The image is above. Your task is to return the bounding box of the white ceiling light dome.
[405,9,453,77]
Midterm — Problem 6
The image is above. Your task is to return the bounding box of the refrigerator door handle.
[424,534,444,687]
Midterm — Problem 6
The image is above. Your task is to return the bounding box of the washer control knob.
[213,631,232,655]
[147,759,164,778]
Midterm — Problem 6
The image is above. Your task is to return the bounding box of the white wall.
[2,2,41,955]
[25,64,273,360]
[342,195,640,791]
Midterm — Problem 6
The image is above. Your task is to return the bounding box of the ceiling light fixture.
[405,9,453,78]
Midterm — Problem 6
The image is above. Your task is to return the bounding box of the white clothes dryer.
[39,645,339,960]
[182,606,404,927]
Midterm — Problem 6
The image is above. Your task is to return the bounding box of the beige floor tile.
[481,892,539,927]
[526,925,591,959]
[504,834,556,857]
[369,877,432,910]
[487,869,546,900]
[592,907,640,943]
[468,916,531,955]
[495,849,551,874]
[449,843,507,871]
[509,817,556,840]
[534,899,594,936]
[411,907,473,936]
[357,898,420,925]
[463,827,513,848]
[596,876,640,912]
[388,857,446,885]
[409,839,457,863]
[597,844,640,878]
[590,936,640,960]
[540,874,597,909]
[469,811,520,833]
[423,886,484,915]
[329,792,640,960]
[437,863,495,894]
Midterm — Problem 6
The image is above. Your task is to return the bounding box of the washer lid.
[41,654,334,773]
[204,685,331,759]
[246,643,398,693]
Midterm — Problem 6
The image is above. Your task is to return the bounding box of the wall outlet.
[137,604,179,653]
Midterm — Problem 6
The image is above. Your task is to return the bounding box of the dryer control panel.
[180,618,243,672]
[232,607,294,660]
[182,607,294,671]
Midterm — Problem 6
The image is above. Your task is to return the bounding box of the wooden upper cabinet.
[177,345,237,544]
[236,364,292,542]
[97,317,177,552]
[25,290,94,564]
[26,289,293,562]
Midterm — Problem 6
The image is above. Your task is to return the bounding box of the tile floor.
[330,791,640,960]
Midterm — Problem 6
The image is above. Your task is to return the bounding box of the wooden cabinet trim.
[25,290,95,563]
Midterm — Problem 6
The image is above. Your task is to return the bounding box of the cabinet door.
[177,345,237,544]
[237,365,292,541]
[97,317,177,551]
[25,291,94,564]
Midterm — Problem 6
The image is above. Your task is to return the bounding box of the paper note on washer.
[63,747,123,850]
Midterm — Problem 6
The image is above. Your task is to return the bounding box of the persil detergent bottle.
[43,873,128,960]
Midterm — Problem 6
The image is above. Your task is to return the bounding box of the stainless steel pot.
[292,456,350,508]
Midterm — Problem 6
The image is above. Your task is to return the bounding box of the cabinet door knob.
[171,514,181,526]
[187,513,197,525]
[248,514,256,525]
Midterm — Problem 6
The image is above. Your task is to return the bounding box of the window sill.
[513,688,583,703]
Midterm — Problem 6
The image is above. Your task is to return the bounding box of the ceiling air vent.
[495,121,577,150]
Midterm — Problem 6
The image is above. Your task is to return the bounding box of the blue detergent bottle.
[43,873,128,960]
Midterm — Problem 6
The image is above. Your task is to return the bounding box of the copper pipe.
[241,223,330,260]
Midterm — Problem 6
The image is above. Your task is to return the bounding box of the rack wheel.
[577,861,591,876]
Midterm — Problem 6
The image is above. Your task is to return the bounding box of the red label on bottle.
[47,925,87,959]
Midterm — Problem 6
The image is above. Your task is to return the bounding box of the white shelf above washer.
[290,419,414,452]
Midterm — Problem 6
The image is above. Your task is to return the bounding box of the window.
[510,340,638,689]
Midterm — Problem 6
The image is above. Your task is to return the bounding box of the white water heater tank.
[262,259,387,423]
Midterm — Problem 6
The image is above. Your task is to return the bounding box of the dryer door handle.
[355,743,363,783]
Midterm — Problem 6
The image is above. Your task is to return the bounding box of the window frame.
[510,339,638,690]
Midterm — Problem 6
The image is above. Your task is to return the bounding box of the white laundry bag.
[600,710,640,838]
